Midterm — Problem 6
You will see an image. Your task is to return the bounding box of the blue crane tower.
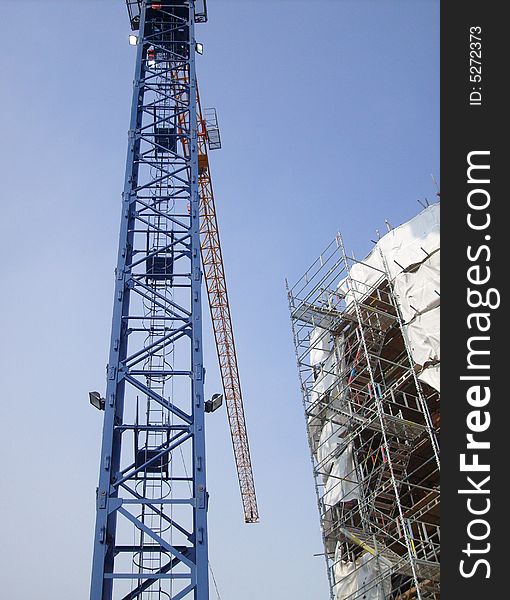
[90,2,211,598]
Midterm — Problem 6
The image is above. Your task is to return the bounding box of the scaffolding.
[288,205,440,600]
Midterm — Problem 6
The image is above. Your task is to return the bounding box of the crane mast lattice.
[90,1,258,598]
[90,2,208,598]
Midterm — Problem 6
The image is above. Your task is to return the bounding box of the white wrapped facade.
[289,205,440,600]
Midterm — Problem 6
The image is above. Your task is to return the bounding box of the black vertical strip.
[442,3,505,598]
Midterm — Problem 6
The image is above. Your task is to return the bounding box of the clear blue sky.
[0,1,438,598]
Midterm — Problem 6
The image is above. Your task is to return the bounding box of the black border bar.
[442,3,505,597]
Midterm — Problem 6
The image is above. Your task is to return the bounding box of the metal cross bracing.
[90,2,209,598]
[287,232,440,600]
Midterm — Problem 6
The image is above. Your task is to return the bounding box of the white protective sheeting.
[307,415,322,454]
[312,351,338,396]
[338,251,385,307]
[333,548,391,600]
[419,363,441,392]
[335,334,347,388]
[394,250,440,323]
[323,442,359,507]
[338,204,440,305]
[333,558,358,600]
[308,351,338,451]
[308,335,349,453]
[337,204,440,392]
[310,326,332,367]
[378,203,440,278]
[317,421,346,473]
[404,306,440,367]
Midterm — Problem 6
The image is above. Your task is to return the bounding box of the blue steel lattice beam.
[90,2,209,598]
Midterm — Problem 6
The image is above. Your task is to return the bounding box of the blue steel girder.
[90,3,208,599]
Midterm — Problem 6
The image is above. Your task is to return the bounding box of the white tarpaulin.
[317,421,346,473]
[378,203,440,278]
[333,549,391,600]
[419,363,440,392]
[333,558,358,600]
[338,253,385,307]
[310,326,332,367]
[394,250,440,323]
[308,335,350,451]
[338,203,440,307]
[336,204,441,392]
[323,442,359,507]
[312,351,338,396]
[404,306,440,367]
[308,352,337,451]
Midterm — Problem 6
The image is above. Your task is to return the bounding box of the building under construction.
[89,3,258,599]
[288,204,440,600]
